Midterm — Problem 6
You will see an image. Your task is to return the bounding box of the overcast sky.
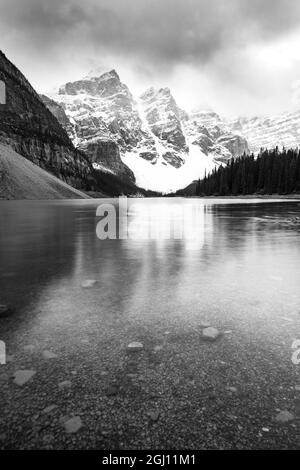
[1,0,300,116]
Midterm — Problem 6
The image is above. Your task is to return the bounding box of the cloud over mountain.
[1,0,300,114]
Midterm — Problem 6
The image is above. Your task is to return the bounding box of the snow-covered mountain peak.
[139,85,187,155]
[44,69,251,192]
[227,108,300,153]
[57,68,131,101]
[89,69,120,81]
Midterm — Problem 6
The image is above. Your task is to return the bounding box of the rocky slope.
[185,110,249,163]
[0,50,95,191]
[0,143,91,199]
[0,51,147,197]
[49,70,248,192]
[138,87,188,167]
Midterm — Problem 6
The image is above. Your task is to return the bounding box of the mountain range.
[44,70,250,193]
[0,51,153,198]
[43,68,300,193]
[1,49,300,198]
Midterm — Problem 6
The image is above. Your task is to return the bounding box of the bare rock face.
[191,127,215,155]
[82,140,135,182]
[139,151,157,162]
[162,151,184,168]
[0,50,93,191]
[184,110,249,165]
[216,134,249,158]
[40,95,74,139]
[139,87,186,140]
[139,87,188,167]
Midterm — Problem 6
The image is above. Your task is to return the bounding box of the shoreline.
[190,194,300,200]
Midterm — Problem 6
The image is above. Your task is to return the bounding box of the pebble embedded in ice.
[275,410,294,423]
[42,405,58,414]
[226,386,238,393]
[202,327,220,341]
[42,350,57,359]
[63,416,83,434]
[13,370,36,386]
[58,380,72,390]
[127,342,144,351]
[147,410,160,422]
[81,280,97,288]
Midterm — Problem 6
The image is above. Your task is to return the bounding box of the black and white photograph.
[0,0,300,456]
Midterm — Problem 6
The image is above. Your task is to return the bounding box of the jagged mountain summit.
[47,69,249,192]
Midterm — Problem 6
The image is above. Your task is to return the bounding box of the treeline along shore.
[195,148,300,197]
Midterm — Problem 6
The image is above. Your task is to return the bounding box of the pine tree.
[194,148,300,196]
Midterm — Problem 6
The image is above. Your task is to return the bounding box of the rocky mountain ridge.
[47,69,249,192]
[0,50,94,191]
[228,110,300,154]
[2,49,299,195]
[0,51,148,197]
[189,107,300,155]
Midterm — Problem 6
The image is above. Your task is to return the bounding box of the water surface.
[0,198,300,449]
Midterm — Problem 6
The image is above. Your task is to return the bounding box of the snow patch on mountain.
[122,144,216,193]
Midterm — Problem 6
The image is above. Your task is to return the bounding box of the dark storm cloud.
[1,0,300,68]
